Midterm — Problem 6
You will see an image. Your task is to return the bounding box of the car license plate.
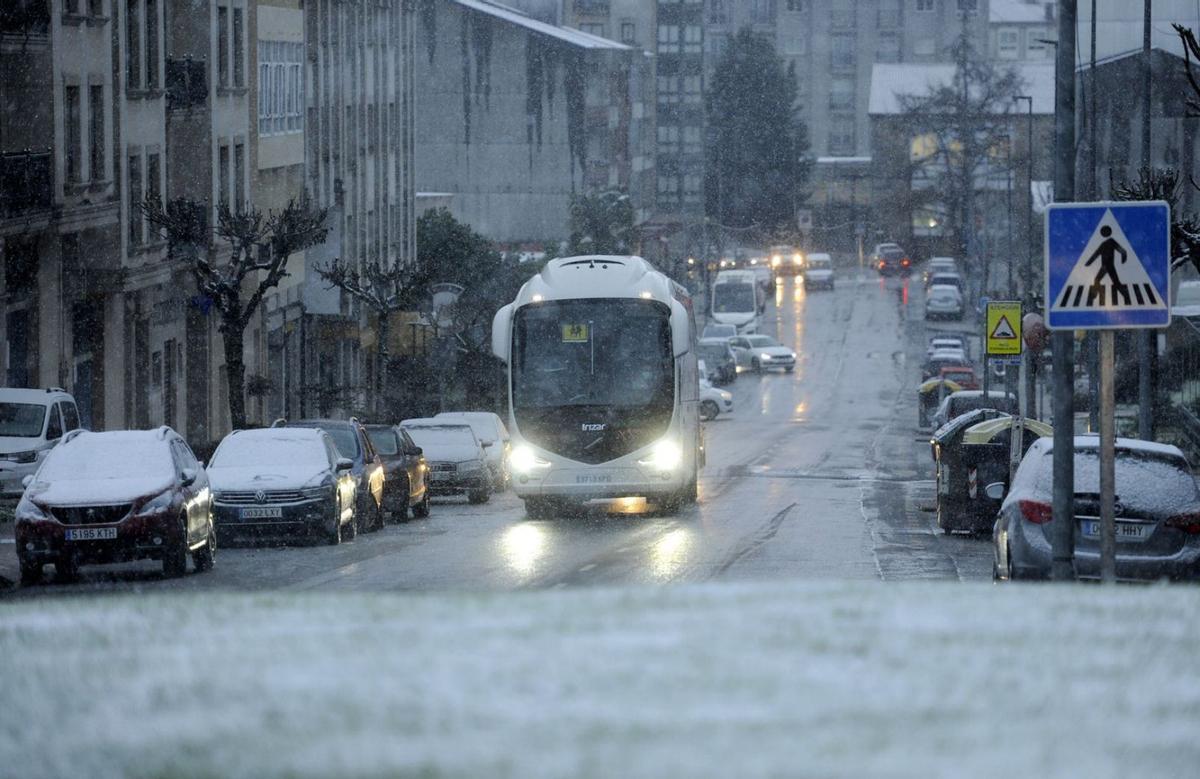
[1079,520,1151,541]
[241,507,283,519]
[64,527,117,541]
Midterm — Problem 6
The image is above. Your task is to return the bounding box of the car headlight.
[3,450,39,464]
[792,254,803,265]
[510,445,551,475]
[719,390,733,402]
[760,353,773,360]
[14,494,48,523]
[638,439,682,471]
[134,490,175,517]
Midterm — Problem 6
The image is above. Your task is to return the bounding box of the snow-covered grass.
[3,581,1200,779]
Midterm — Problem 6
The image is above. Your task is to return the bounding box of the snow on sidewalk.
[3,580,1199,778]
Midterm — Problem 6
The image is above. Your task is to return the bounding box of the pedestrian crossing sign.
[1045,201,1171,330]
[986,301,1022,355]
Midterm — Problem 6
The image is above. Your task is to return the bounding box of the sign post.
[1045,200,1171,582]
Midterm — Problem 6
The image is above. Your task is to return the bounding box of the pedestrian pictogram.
[986,301,1022,355]
[561,323,589,342]
[1045,201,1170,330]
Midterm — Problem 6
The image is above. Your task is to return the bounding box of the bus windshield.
[713,283,755,313]
[513,299,674,410]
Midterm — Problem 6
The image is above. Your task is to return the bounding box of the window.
[126,0,140,89]
[997,28,1019,59]
[682,75,702,104]
[580,23,604,37]
[831,0,854,28]
[786,0,805,10]
[258,41,303,135]
[657,175,679,204]
[683,174,701,204]
[64,85,81,183]
[829,115,855,155]
[830,76,855,110]
[682,25,702,54]
[657,124,679,154]
[914,37,936,57]
[657,75,679,104]
[218,5,229,87]
[877,31,900,62]
[147,151,161,224]
[620,22,635,43]
[145,0,158,88]
[1027,35,1049,59]
[234,142,245,212]
[88,84,104,181]
[45,405,63,441]
[657,24,679,54]
[831,34,855,69]
[682,125,701,154]
[878,0,900,26]
[750,0,772,23]
[707,32,728,57]
[128,152,142,244]
[915,0,934,10]
[708,0,727,24]
[61,402,80,432]
[89,0,102,16]
[218,143,229,211]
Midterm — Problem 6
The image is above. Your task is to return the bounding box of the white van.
[711,270,762,333]
[0,388,81,497]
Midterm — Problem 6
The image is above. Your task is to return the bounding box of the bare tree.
[142,197,329,430]
[316,258,417,417]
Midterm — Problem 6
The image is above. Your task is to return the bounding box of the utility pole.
[1015,94,1036,419]
[1050,0,1077,582]
[1087,0,1100,432]
[1138,0,1157,440]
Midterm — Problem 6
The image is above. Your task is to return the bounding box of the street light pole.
[1015,94,1036,420]
[1138,0,1157,440]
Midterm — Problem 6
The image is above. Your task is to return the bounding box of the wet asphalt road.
[0,270,995,597]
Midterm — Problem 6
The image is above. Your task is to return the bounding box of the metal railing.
[1162,314,1200,456]
[0,151,53,218]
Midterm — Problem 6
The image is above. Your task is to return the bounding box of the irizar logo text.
[581,423,606,432]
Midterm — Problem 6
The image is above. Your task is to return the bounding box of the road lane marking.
[579,563,596,573]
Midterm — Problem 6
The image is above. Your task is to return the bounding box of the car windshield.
[313,427,359,459]
[405,425,477,449]
[366,429,400,455]
[211,434,328,468]
[809,259,830,269]
[0,402,46,437]
[746,336,780,347]
[512,298,674,410]
[713,283,756,313]
[698,344,728,361]
[39,435,173,482]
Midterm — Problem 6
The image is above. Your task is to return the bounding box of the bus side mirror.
[492,303,513,364]
[670,300,691,357]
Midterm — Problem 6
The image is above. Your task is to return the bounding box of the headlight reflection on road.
[501,522,547,576]
[651,528,692,579]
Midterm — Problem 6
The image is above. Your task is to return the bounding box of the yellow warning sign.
[561,323,589,343]
[986,301,1022,355]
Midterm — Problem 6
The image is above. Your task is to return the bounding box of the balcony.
[0,0,49,36]
[575,0,609,14]
[0,151,52,218]
[166,57,208,111]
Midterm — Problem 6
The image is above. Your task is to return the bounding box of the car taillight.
[1019,499,1053,524]
[901,258,911,267]
[1165,513,1200,534]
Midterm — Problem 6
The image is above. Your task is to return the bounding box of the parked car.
[993,437,1200,582]
[924,257,958,285]
[729,334,797,373]
[14,427,215,584]
[923,349,973,380]
[435,411,511,491]
[872,243,910,276]
[939,366,980,391]
[275,418,386,534]
[364,424,431,520]
[697,338,738,385]
[926,272,965,294]
[927,334,968,358]
[803,253,835,290]
[401,419,491,504]
[0,388,81,499]
[700,323,738,342]
[699,377,735,421]
[929,390,1020,430]
[925,284,964,320]
[208,427,358,544]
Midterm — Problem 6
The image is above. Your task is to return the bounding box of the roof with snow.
[868,62,1055,115]
[1075,45,1185,72]
[989,0,1053,24]
[452,0,630,50]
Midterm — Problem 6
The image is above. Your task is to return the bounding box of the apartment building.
[989,0,1056,62]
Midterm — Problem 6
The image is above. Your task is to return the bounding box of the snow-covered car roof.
[0,387,73,404]
[947,390,1016,400]
[1025,435,1187,460]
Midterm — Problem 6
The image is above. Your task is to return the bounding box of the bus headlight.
[638,439,682,472]
[510,445,551,475]
[792,253,804,265]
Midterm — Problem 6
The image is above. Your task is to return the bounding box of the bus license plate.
[65,527,117,541]
[576,474,612,484]
[1080,520,1151,541]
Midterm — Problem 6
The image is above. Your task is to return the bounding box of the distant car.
[699,377,734,421]
[939,366,980,390]
[924,257,958,284]
[15,428,215,584]
[435,411,511,491]
[994,437,1200,582]
[872,243,910,276]
[926,272,964,293]
[697,338,738,385]
[925,284,964,320]
[401,419,491,504]
[208,427,358,544]
[930,390,1020,430]
[927,334,968,358]
[1172,279,1200,318]
[0,388,82,499]
[275,418,386,534]
[803,253,835,290]
[923,348,972,379]
[364,424,431,520]
[729,334,797,373]
[701,323,738,342]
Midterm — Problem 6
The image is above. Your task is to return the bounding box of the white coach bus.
[491,256,702,518]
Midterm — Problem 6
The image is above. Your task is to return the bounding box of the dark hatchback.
[276,418,386,534]
[364,424,430,520]
[873,243,911,276]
